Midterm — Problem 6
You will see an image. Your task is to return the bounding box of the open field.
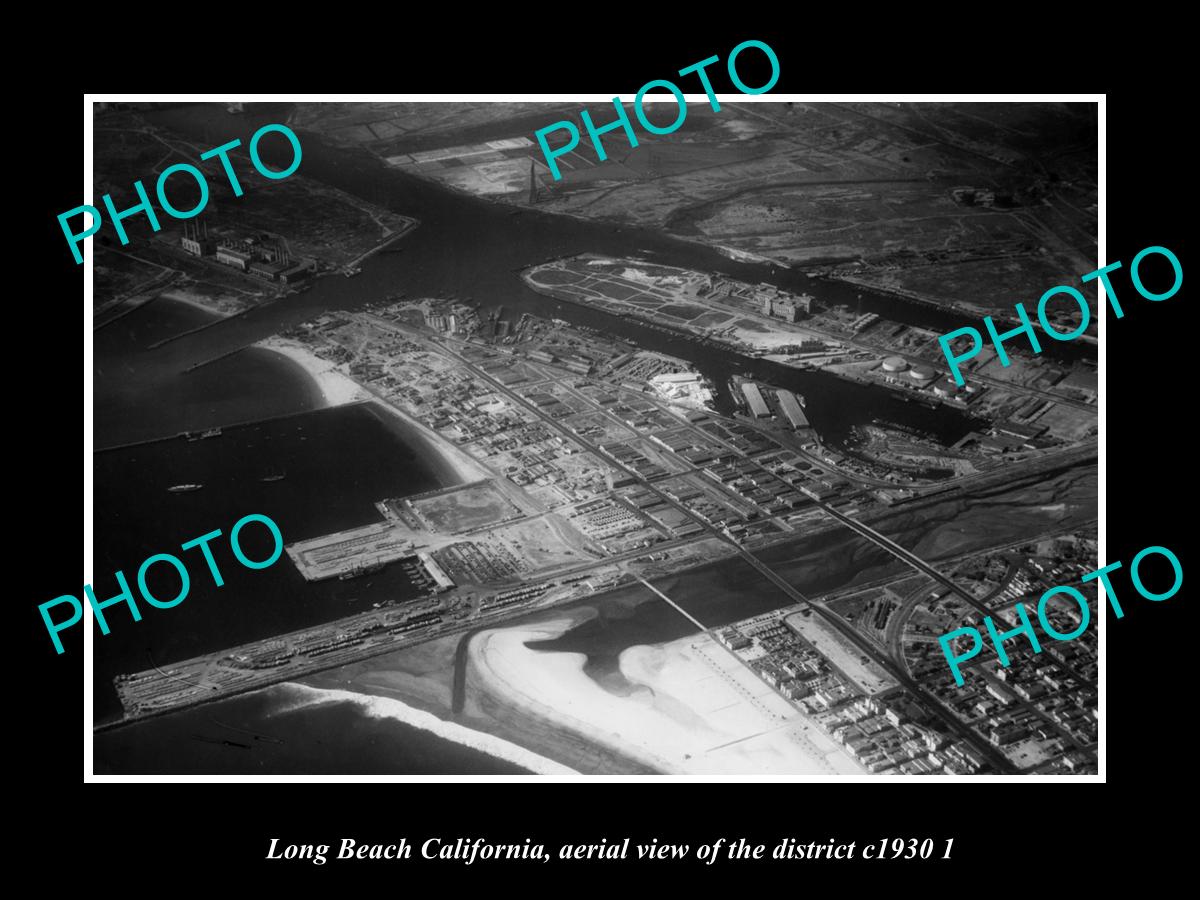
[92,111,418,314]
[784,611,897,694]
[290,101,1096,322]
[411,480,523,534]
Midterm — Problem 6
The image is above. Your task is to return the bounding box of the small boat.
[259,468,286,483]
[168,484,203,493]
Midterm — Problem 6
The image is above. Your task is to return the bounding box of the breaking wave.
[268,682,578,776]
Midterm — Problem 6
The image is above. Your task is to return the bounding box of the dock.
[285,521,415,582]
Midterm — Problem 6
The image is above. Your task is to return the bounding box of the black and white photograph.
[84,95,1102,777]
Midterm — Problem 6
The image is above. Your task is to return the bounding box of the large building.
[908,365,938,386]
[776,390,810,430]
[180,220,215,257]
[249,260,289,282]
[761,291,813,322]
[280,262,313,285]
[741,381,770,418]
[215,246,252,271]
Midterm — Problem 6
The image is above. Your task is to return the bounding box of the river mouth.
[91,102,1098,775]
[101,103,1013,453]
[94,100,1097,697]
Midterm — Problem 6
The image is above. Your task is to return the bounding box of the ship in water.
[338,561,385,581]
[167,484,203,493]
[184,427,222,442]
[259,467,286,483]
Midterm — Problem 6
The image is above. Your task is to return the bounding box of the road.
[822,505,1096,758]
[427,328,1020,773]
[528,259,1098,414]
[108,314,1089,773]
[824,503,1092,685]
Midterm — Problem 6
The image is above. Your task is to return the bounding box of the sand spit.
[466,619,862,776]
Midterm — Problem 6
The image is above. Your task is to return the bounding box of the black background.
[21,20,1190,888]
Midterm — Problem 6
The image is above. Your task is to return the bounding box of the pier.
[286,521,416,582]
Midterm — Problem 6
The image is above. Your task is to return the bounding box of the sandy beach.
[364,390,493,486]
[161,288,230,317]
[272,682,577,776]
[257,336,372,407]
[301,626,654,775]
[161,286,267,318]
[258,337,489,486]
[466,617,863,776]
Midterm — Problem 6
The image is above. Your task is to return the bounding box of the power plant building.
[180,220,215,257]
[215,246,252,271]
[741,382,770,418]
[776,390,810,429]
[249,260,290,282]
[280,263,312,284]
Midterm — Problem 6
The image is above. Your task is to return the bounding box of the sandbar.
[466,617,863,776]
[161,288,229,317]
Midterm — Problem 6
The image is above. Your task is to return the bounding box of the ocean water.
[92,397,455,723]
[94,682,546,775]
[93,103,1096,774]
[122,102,1035,448]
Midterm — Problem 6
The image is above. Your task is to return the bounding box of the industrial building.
[761,291,813,322]
[180,220,214,257]
[249,260,290,281]
[741,381,770,418]
[417,551,455,592]
[933,377,965,399]
[776,390,810,430]
[908,365,938,386]
[280,263,312,285]
[215,246,252,271]
[212,234,313,282]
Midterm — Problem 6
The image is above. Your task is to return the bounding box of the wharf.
[286,521,416,582]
